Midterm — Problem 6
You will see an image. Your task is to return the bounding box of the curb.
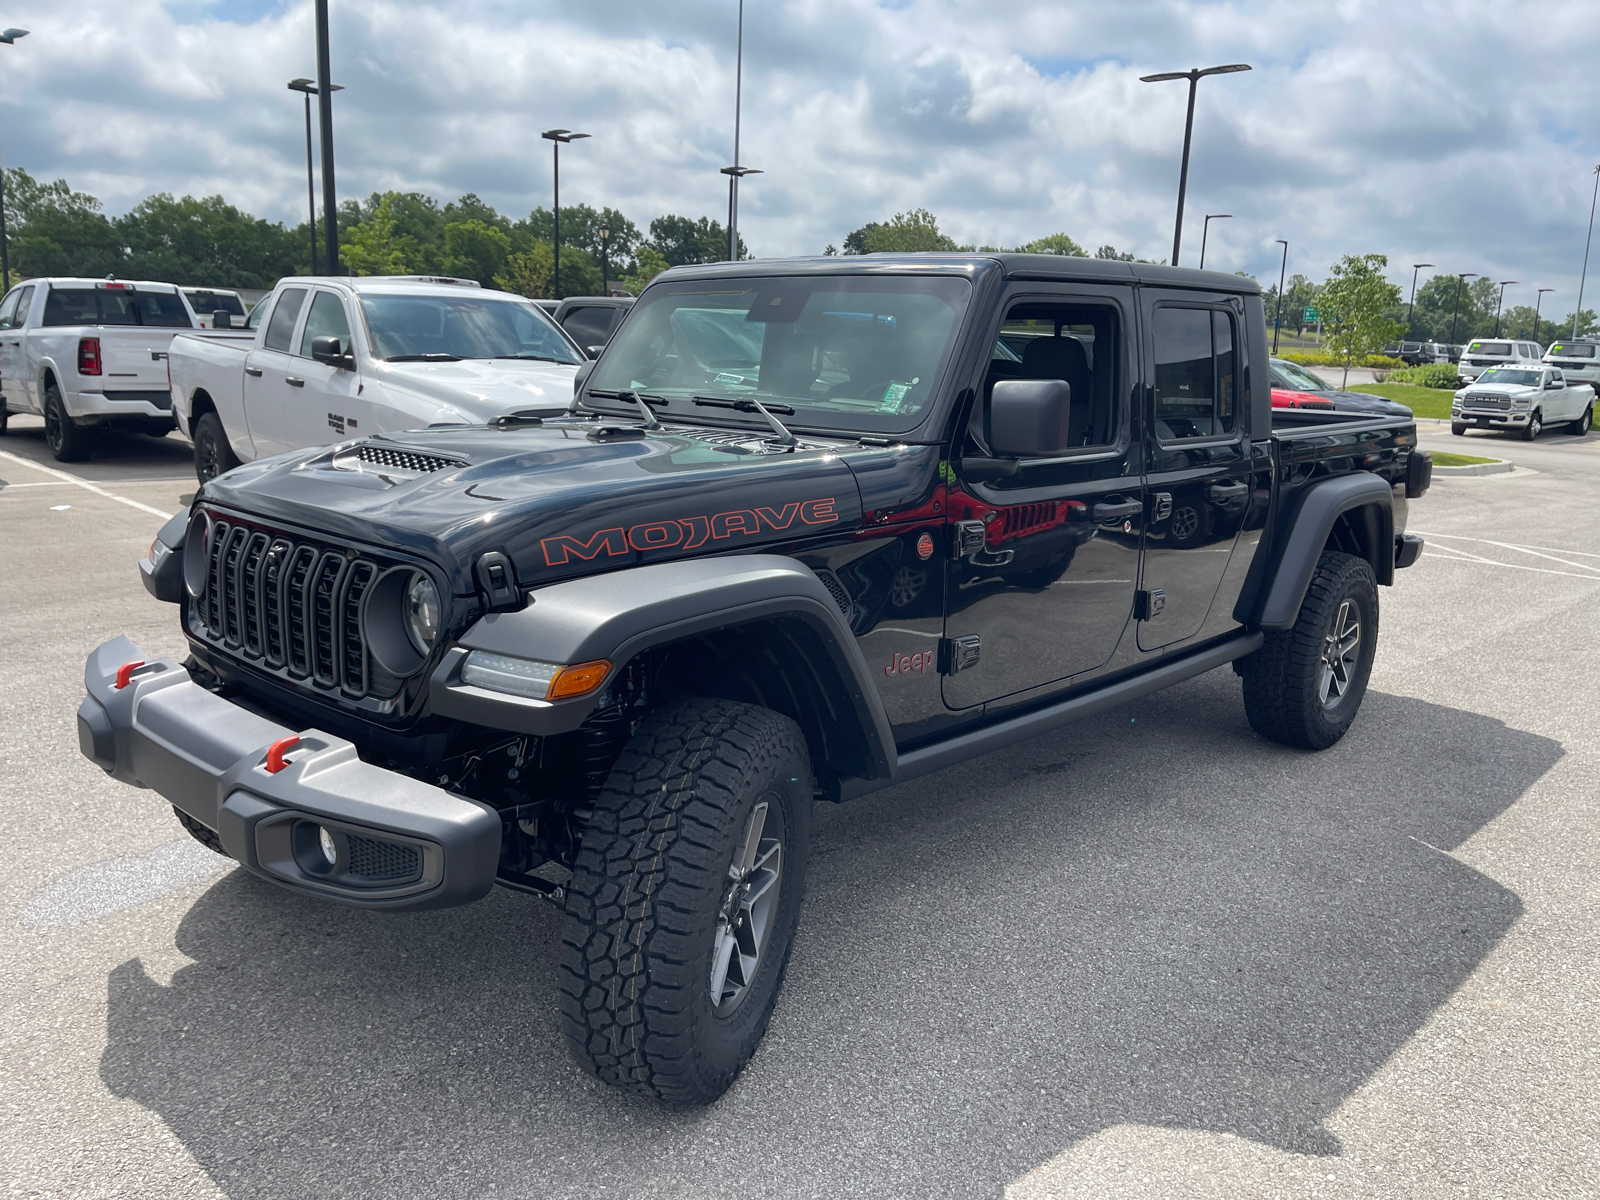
[1432,459,1514,476]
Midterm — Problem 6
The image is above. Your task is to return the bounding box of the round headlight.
[404,574,441,654]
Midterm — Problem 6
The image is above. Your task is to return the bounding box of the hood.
[368,357,579,421]
[197,419,924,596]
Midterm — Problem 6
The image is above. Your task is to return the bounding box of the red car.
[1272,386,1336,410]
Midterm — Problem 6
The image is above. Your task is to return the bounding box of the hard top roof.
[273,275,527,298]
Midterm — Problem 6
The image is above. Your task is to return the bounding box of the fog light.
[318,825,338,866]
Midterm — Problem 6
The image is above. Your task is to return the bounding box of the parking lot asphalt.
[2,415,1598,1199]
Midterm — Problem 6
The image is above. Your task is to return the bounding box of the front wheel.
[1569,404,1592,435]
[1520,409,1542,441]
[192,411,241,482]
[44,385,94,462]
[1239,550,1379,750]
[560,698,812,1104]
[1450,421,1467,436]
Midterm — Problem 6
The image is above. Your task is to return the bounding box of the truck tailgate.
[97,328,188,389]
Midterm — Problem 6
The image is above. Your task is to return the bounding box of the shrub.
[1385,363,1461,389]
[1279,350,1405,369]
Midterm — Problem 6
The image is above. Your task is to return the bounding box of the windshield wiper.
[585,388,665,431]
[494,354,565,363]
[386,353,463,362]
[692,395,798,448]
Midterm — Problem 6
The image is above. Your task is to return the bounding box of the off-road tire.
[1239,550,1379,751]
[559,698,812,1105]
[1520,409,1542,441]
[0,402,9,435]
[172,805,229,856]
[1450,421,1467,436]
[192,411,240,483]
[1569,404,1592,435]
[44,384,93,462]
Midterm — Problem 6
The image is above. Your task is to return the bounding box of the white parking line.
[1412,532,1600,580]
[0,450,175,520]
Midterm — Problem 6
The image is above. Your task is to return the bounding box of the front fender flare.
[1249,472,1395,631]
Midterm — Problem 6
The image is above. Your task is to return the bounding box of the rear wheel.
[192,411,240,482]
[44,384,94,462]
[1239,551,1378,751]
[560,698,812,1104]
[1569,404,1592,435]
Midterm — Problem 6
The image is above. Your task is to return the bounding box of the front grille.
[346,835,421,882]
[193,516,404,700]
[356,445,458,474]
[1464,395,1511,411]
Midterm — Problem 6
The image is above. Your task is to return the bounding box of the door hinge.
[1134,589,1166,620]
[1152,492,1173,522]
[938,635,981,675]
[951,520,986,559]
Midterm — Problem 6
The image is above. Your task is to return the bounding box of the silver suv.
[1543,339,1600,391]
[1458,337,1543,384]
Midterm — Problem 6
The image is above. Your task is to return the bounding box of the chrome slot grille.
[1465,395,1511,411]
[196,519,387,699]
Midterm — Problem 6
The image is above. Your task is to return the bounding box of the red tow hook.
[264,736,302,774]
[114,660,146,690]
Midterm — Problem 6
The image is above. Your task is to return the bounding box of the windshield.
[583,275,973,433]
[1273,360,1330,392]
[1475,368,1541,387]
[358,293,583,364]
[1550,342,1596,358]
[1468,341,1511,356]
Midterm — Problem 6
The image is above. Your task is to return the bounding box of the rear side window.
[263,288,308,352]
[298,291,352,357]
[1152,307,1237,440]
[43,289,109,326]
[561,305,616,349]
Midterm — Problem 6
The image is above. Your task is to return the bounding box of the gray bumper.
[77,635,501,912]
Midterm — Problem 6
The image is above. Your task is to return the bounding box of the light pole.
[1138,63,1251,266]
[1272,239,1289,355]
[1449,273,1478,345]
[541,129,589,301]
[1198,214,1230,269]
[288,78,342,274]
[1535,288,1553,343]
[312,0,339,275]
[1407,262,1433,334]
[721,166,761,261]
[1494,280,1517,337]
[597,224,610,295]
[1576,164,1600,338]
[0,27,29,288]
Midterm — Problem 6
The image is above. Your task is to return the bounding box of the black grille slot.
[346,835,421,882]
[204,521,230,635]
[220,527,248,645]
[261,540,292,665]
[309,553,347,687]
[239,533,270,656]
[341,561,376,695]
[285,546,318,676]
[356,445,458,474]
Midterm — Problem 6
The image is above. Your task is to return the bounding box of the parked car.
[181,287,249,330]
[1543,339,1600,393]
[167,275,588,482]
[552,295,635,357]
[0,277,197,458]
[1452,365,1594,438]
[85,253,1431,1107]
[1457,337,1543,384]
[1269,359,1411,417]
[1383,341,1438,366]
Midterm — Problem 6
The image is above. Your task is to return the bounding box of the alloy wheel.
[1169,505,1200,541]
[1318,599,1360,707]
[44,402,63,453]
[709,799,784,1012]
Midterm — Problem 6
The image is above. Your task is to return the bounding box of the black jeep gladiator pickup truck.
[79,254,1430,1104]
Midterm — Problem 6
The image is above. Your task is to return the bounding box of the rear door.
[284,288,365,447]
[0,285,32,411]
[242,287,309,456]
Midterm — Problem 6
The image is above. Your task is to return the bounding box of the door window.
[986,301,1120,450]
[1152,307,1237,441]
[0,289,19,330]
[561,305,615,349]
[298,291,353,357]
[263,289,308,352]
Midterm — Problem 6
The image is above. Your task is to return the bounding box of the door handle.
[1208,482,1249,501]
[1092,498,1143,523]
[244,366,263,377]
[285,377,306,388]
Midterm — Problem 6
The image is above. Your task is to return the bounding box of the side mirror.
[212,310,233,329]
[585,344,605,360]
[988,378,1073,457]
[311,335,352,368]
[1547,378,1562,389]
[572,359,596,398]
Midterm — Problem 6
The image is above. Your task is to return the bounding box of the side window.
[298,291,352,357]
[42,288,101,326]
[988,300,1120,449]
[11,286,35,328]
[1152,306,1236,440]
[0,289,20,330]
[262,288,308,353]
[562,305,615,349]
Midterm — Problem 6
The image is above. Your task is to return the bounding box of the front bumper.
[1455,410,1532,426]
[77,635,501,911]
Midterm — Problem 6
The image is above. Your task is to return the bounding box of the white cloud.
[2,0,1598,310]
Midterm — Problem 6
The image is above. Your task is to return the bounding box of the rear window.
[1467,341,1511,356]
[184,290,247,317]
[1550,342,1596,358]
[41,287,193,328]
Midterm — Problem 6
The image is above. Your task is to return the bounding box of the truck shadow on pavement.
[99,670,1558,1200]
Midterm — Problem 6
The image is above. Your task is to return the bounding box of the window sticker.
[878,379,916,413]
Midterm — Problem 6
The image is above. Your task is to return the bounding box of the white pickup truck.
[0,277,199,461]
[167,275,586,482]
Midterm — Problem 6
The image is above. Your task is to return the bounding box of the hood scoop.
[297,441,471,489]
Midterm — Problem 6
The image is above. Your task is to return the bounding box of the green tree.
[1558,309,1598,338]
[3,169,123,278]
[1018,232,1086,257]
[492,241,603,299]
[117,193,301,288]
[620,246,670,295]
[1499,304,1559,346]
[521,204,641,267]
[842,208,958,255]
[648,214,743,265]
[339,193,409,276]
[1320,253,1403,387]
[441,218,511,287]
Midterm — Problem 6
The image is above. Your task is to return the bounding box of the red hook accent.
[114,660,146,690]
[264,736,301,774]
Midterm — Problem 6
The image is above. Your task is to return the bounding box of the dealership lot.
[2,415,1598,1199]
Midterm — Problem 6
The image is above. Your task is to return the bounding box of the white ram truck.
[0,277,199,460]
[167,275,586,482]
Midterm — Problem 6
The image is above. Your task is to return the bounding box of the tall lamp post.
[1407,262,1433,333]
[1493,280,1517,337]
[312,0,340,275]
[1574,162,1600,336]
[288,78,343,274]
[0,27,29,289]
[1138,63,1251,266]
[1535,288,1553,343]
[1272,239,1289,355]
[721,166,761,261]
[1449,273,1478,346]
[1198,214,1230,269]
[597,224,610,295]
[541,129,589,301]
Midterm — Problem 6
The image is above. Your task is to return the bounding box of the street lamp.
[1493,280,1517,337]
[596,224,610,295]
[1576,165,1600,338]
[721,166,762,261]
[1535,288,1554,343]
[1198,214,1230,270]
[288,78,343,274]
[1407,263,1433,333]
[1449,273,1478,346]
[311,0,339,275]
[1138,63,1251,266]
[541,129,590,301]
[1272,239,1289,355]
[0,27,28,289]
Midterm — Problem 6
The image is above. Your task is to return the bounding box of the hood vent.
[353,444,463,474]
[317,442,468,482]
[669,427,813,456]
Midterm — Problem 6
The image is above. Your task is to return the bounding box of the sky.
[3,0,1599,310]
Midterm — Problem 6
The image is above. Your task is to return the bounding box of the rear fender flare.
[1247,472,1395,631]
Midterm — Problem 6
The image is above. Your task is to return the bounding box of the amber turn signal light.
[546,660,612,700]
